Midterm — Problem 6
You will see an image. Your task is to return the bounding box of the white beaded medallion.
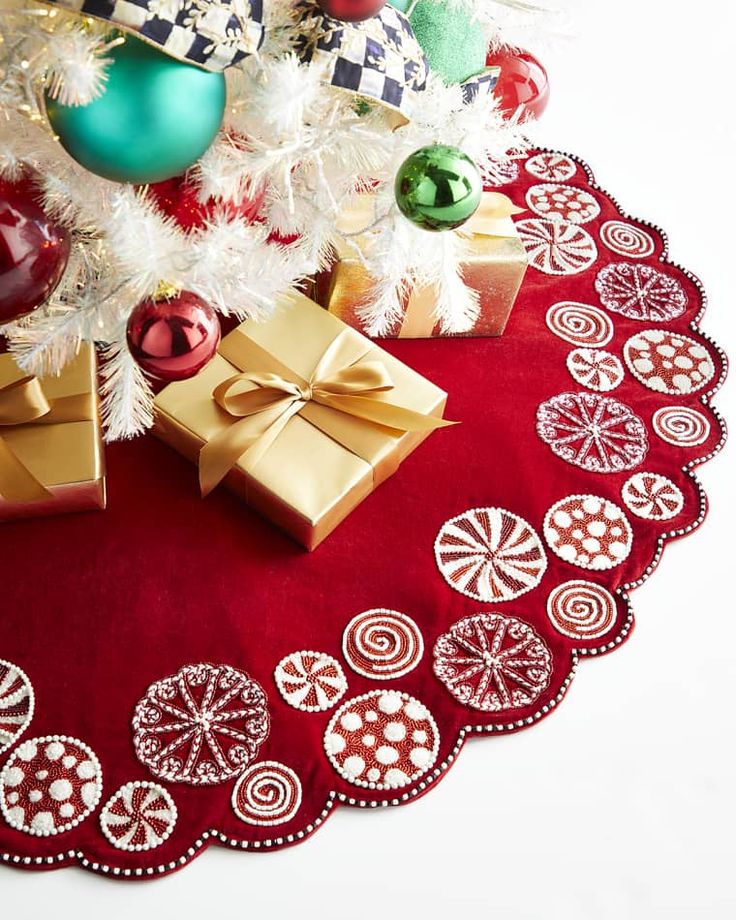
[324,691,439,790]
[546,302,614,348]
[342,610,424,680]
[100,782,177,852]
[0,735,102,837]
[525,152,577,182]
[274,651,347,712]
[434,507,547,603]
[546,581,617,640]
[652,406,711,447]
[232,761,302,827]
[595,262,687,322]
[0,659,34,756]
[433,613,553,713]
[566,348,624,392]
[516,219,598,275]
[537,392,649,473]
[600,221,655,258]
[624,330,716,395]
[621,472,684,521]
[132,663,270,786]
[544,495,633,571]
[526,183,600,224]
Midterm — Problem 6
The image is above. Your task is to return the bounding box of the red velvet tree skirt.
[0,148,727,879]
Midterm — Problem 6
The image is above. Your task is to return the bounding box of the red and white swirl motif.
[132,663,270,786]
[566,348,624,392]
[433,613,552,713]
[526,183,600,224]
[0,736,102,836]
[525,152,577,182]
[100,782,177,852]
[621,472,684,521]
[342,610,423,680]
[546,581,617,640]
[324,691,440,790]
[652,406,711,447]
[595,263,687,322]
[0,660,34,756]
[600,220,655,258]
[232,761,302,827]
[485,158,520,186]
[546,302,614,348]
[274,651,347,712]
[624,330,716,395]
[434,507,547,602]
[537,392,649,474]
[544,495,633,571]
[516,219,598,275]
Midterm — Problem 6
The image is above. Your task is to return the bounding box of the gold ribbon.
[336,191,525,337]
[198,328,454,496]
[0,373,94,502]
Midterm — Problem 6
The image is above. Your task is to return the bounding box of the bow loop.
[0,376,52,426]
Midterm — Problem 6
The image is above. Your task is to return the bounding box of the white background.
[3,0,735,917]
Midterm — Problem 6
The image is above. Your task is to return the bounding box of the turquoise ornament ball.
[395,145,482,232]
[45,37,226,185]
[407,0,488,85]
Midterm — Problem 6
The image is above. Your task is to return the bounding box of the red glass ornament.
[316,0,386,22]
[146,173,265,233]
[126,291,221,382]
[486,46,550,121]
[0,178,71,324]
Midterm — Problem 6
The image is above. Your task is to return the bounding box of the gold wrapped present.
[316,191,528,338]
[0,345,106,521]
[153,293,452,550]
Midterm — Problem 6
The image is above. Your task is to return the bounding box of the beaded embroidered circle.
[544,495,633,571]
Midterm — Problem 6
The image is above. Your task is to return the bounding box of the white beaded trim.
[0,146,727,879]
[0,735,102,837]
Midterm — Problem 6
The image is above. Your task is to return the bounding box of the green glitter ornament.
[45,36,226,185]
[406,0,488,85]
[394,145,482,232]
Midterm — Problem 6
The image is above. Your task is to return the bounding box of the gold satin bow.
[198,329,454,496]
[0,372,93,502]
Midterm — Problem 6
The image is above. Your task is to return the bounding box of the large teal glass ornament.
[45,37,226,185]
[394,145,482,232]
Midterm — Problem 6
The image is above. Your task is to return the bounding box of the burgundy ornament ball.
[316,0,386,22]
[0,177,71,323]
[126,291,221,382]
[486,46,550,121]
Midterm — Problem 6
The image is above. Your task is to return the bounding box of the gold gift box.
[153,293,449,550]
[0,345,106,521]
[315,192,528,338]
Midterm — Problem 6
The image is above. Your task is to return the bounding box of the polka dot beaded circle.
[544,495,633,571]
[0,735,103,837]
[324,691,440,790]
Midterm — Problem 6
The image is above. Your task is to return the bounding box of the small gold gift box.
[316,191,528,338]
[153,293,452,550]
[0,345,106,521]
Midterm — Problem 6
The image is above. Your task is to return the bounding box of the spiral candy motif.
[546,581,617,640]
[652,406,711,447]
[342,610,424,680]
[232,761,302,827]
[600,220,655,258]
[546,302,614,348]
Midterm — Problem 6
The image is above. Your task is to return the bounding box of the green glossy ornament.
[394,145,482,232]
[408,0,488,85]
[45,36,226,185]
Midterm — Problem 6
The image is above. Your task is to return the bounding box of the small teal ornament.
[45,37,226,185]
[394,145,482,232]
[407,0,488,85]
